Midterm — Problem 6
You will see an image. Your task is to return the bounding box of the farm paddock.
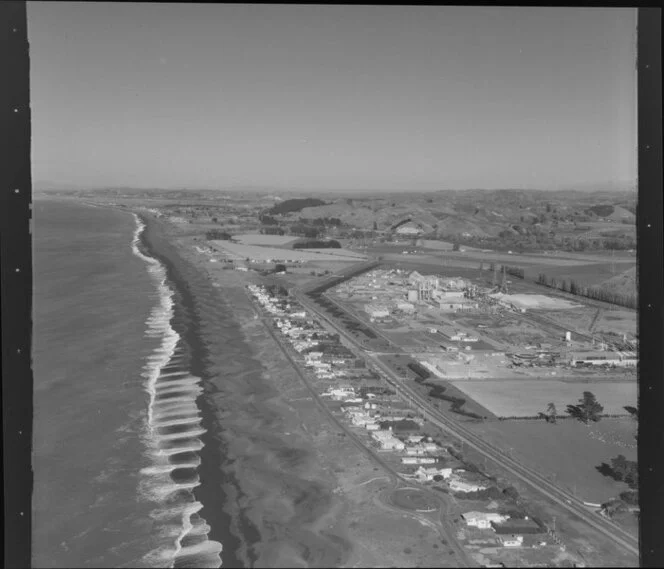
[447,378,636,418]
[466,418,637,505]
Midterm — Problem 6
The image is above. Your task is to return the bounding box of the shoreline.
[138,213,257,568]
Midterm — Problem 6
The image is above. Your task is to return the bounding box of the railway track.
[293,288,640,559]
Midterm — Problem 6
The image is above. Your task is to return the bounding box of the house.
[448,471,489,493]
[414,466,453,481]
[402,456,437,464]
[370,431,405,451]
[405,442,442,456]
[498,534,524,547]
[490,517,543,535]
[461,511,509,529]
[406,435,425,444]
[449,479,488,493]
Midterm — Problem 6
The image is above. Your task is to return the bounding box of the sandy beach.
[139,212,468,568]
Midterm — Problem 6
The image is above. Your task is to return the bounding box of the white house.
[371,431,405,451]
[406,435,425,444]
[414,466,453,481]
[461,511,509,529]
[401,456,437,464]
[499,535,524,547]
[449,477,488,493]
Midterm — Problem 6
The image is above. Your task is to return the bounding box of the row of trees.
[536,273,637,309]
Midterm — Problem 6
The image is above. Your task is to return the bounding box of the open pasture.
[448,378,636,418]
[210,241,366,262]
[523,261,636,288]
[467,418,637,504]
[304,248,368,259]
[594,309,637,337]
[492,293,582,310]
[233,233,300,247]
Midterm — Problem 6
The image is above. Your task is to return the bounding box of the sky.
[27,3,637,192]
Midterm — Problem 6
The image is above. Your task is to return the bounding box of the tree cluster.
[259,226,285,235]
[267,198,327,215]
[566,391,604,424]
[585,204,615,218]
[602,455,638,489]
[258,213,279,225]
[205,229,232,241]
[289,224,322,238]
[407,362,431,380]
[264,284,289,297]
[302,217,342,227]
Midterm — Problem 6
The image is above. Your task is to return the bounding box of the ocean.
[32,199,223,568]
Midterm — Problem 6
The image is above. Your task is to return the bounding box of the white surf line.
[131,214,222,569]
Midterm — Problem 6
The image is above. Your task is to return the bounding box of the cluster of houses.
[248,284,367,383]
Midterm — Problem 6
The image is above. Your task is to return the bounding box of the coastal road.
[246,290,475,568]
[293,288,640,559]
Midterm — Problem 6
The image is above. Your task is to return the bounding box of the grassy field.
[210,241,367,262]
[233,233,300,246]
[304,248,368,259]
[531,306,599,333]
[523,261,636,287]
[594,309,638,337]
[467,418,637,503]
[447,379,637,418]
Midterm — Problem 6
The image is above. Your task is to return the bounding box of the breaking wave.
[131,215,223,568]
